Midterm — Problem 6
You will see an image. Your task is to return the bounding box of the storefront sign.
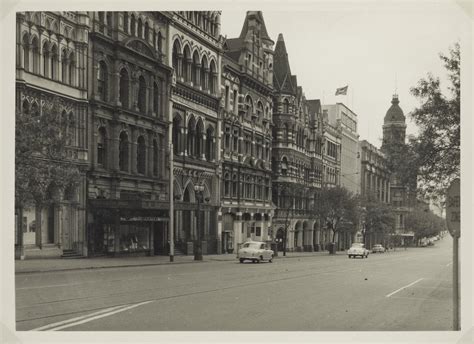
[120,217,169,222]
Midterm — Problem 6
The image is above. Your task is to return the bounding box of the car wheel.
[348,255,352,259]
[239,259,244,263]
[269,259,273,263]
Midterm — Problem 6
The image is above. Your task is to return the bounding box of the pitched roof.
[273,33,296,94]
[239,11,273,43]
[307,99,321,114]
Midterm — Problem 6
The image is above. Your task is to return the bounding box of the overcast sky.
[220,2,469,147]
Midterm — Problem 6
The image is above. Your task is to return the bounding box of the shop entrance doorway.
[154,222,167,255]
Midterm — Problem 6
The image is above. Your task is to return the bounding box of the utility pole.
[169,144,174,262]
[446,178,460,331]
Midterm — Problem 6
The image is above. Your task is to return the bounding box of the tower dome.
[384,94,405,123]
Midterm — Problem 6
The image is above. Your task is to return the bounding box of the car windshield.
[374,245,381,247]
[351,243,364,248]
[242,242,261,249]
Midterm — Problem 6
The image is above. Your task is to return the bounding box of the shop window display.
[119,223,150,252]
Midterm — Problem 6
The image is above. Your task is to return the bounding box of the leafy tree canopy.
[313,186,359,242]
[15,97,80,209]
[409,42,460,201]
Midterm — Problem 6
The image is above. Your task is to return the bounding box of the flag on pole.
[335,85,348,96]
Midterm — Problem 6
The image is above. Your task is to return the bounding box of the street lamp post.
[194,183,205,261]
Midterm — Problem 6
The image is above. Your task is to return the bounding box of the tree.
[15,97,80,250]
[313,186,359,251]
[409,42,460,201]
[361,196,396,247]
[405,207,446,245]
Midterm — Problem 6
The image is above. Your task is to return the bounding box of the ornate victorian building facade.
[86,12,172,256]
[16,11,89,257]
[271,34,329,253]
[219,11,275,254]
[169,11,222,255]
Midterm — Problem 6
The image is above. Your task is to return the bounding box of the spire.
[273,33,296,94]
[384,94,405,124]
[239,11,273,44]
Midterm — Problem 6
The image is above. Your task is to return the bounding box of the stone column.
[314,225,321,251]
[186,58,192,83]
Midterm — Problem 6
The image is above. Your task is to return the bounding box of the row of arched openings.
[21,33,75,85]
[96,62,161,115]
[172,115,215,161]
[172,40,217,94]
[97,127,161,176]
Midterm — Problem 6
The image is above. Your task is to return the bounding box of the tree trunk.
[35,204,43,248]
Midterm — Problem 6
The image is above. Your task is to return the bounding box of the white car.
[347,243,369,259]
[237,241,274,263]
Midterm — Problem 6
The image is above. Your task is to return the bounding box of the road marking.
[385,278,424,298]
[30,304,130,331]
[47,300,154,331]
[31,301,153,331]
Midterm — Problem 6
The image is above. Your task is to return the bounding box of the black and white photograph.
[1,0,473,343]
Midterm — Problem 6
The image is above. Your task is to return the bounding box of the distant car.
[347,243,369,259]
[237,241,274,263]
[372,244,386,253]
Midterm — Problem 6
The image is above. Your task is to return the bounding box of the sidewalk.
[15,251,333,274]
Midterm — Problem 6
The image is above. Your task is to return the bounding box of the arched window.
[61,49,68,83]
[283,99,290,113]
[245,95,253,117]
[31,37,39,74]
[209,60,216,93]
[232,174,238,197]
[22,34,29,70]
[245,176,251,199]
[153,139,159,176]
[136,135,146,174]
[172,40,180,73]
[42,42,50,77]
[123,12,129,33]
[130,14,136,36]
[281,157,288,176]
[191,51,199,85]
[137,18,143,38]
[68,53,75,86]
[153,81,159,114]
[200,55,208,90]
[97,127,107,167]
[224,173,230,197]
[138,75,147,113]
[119,68,129,108]
[157,31,162,53]
[257,102,264,118]
[205,126,214,161]
[195,120,203,158]
[187,117,195,157]
[144,22,149,41]
[183,46,190,82]
[172,115,181,155]
[119,131,129,172]
[97,61,108,101]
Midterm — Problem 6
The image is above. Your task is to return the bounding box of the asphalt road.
[16,237,454,331]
